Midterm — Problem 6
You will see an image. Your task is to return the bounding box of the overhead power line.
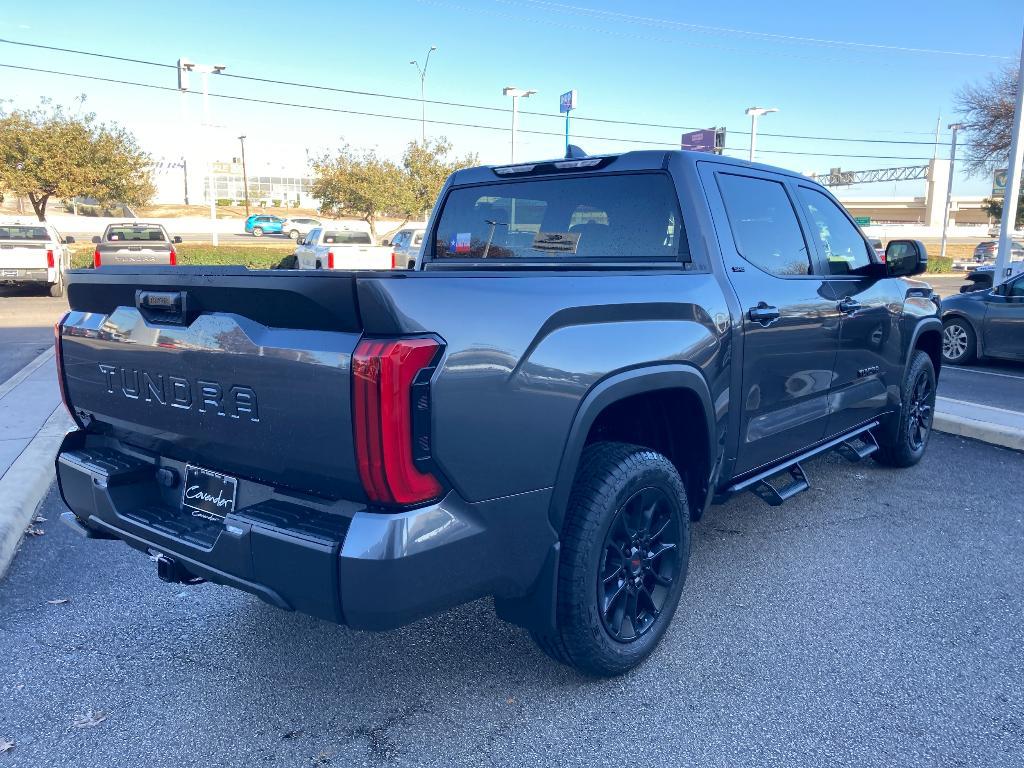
[0,62,945,162]
[0,37,951,147]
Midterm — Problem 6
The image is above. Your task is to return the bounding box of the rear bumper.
[0,268,51,283]
[56,431,556,630]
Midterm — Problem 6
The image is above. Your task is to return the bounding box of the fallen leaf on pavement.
[47,598,70,606]
[25,526,45,537]
[32,514,47,524]
[282,729,304,740]
[73,710,107,728]
[0,740,13,753]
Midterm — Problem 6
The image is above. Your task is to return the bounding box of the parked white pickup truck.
[0,219,74,296]
[294,226,393,270]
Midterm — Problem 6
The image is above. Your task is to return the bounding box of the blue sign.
[559,89,577,114]
[681,129,716,153]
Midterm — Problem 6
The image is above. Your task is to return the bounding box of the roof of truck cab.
[449,149,813,186]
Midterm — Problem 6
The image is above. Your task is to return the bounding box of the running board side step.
[726,421,880,507]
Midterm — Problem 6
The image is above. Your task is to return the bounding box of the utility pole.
[745,106,779,162]
[238,135,250,217]
[994,25,1024,286]
[940,123,964,262]
[503,87,536,162]
[409,46,437,144]
[182,157,189,205]
[178,58,226,246]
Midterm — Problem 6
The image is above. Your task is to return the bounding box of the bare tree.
[955,66,1019,177]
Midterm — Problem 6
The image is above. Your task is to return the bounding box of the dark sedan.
[941,271,1024,364]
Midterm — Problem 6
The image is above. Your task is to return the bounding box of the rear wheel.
[941,319,976,365]
[288,229,299,240]
[531,442,690,676]
[874,350,936,468]
[48,273,64,298]
[252,226,264,237]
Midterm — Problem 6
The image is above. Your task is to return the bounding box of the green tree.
[403,137,478,217]
[311,144,415,243]
[955,66,1019,177]
[0,100,154,221]
[983,190,1024,228]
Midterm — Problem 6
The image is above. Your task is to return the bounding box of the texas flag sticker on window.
[449,232,472,254]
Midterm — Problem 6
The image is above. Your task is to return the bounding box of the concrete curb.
[0,406,74,580]
[933,411,1024,452]
[0,347,54,399]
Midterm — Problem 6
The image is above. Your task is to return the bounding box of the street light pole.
[940,123,964,262]
[503,86,536,163]
[180,59,227,246]
[745,106,779,162]
[410,46,437,144]
[994,24,1024,286]
[238,135,250,218]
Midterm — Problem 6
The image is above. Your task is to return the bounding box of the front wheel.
[874,350,936,468]
[531,442,690,677]
[942,319,976,365]
[288,229,299,240]
[252,227,264,237]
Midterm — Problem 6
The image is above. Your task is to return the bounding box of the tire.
[530,441,691,677]
[252,227,264,237]
[315,260,322,270]
[941,318,977,365]
[288,230,299,240]
[48,273,64,298]
[874,350,936,468]
[407,260,415,270]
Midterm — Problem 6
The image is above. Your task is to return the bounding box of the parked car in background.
[869,238,885,261]
[0,219,73,296]
[244,214,284,237]
[388,227,426,269]
[281,217,321,240]
[959,259,1024,292]
[941,271,1024,364]
[294,226,392,270]
[972,239,1024,263]
[91,223,181,268]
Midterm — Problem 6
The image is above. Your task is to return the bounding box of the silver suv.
[281,217,322,241]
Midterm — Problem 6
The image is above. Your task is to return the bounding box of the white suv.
[281,217,322,241]
[0,219,74,296]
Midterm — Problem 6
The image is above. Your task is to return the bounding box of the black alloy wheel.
[906,369,934,452]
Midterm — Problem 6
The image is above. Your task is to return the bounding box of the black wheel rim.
[907,370,934,451]
[598,486,681,643]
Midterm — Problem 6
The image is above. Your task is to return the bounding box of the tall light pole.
[745,106,778,162]
[410,46,437,144]
[179,59,227,246]
[994,25,1024,286]
[940,123,964,262]
[238,135,250,218]
[503,86,536,162]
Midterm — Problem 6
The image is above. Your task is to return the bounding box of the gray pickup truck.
[55,150,941,676]
[91,222,182,267]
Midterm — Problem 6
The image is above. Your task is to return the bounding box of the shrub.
[927,256,953,274]
[271,199,282,207]
[216,198,232,207]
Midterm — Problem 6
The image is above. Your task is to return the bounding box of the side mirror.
[91,236,101,244]
[885,239,928,277]
[173,236,183,244]
[296,237,305,245]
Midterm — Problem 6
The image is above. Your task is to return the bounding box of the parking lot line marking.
[945,366,1024,381]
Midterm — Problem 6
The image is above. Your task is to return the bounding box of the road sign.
[681,129,716,152]
[854,216,871,226]
[559,90,577,114]
[993,168,1008,198]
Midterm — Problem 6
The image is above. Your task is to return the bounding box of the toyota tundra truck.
[54,150,941,676]
[0,219,74,296]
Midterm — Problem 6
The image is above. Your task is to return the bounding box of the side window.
[305,228,320,244]
[1009,276,1024,298]
[716,173,811,276]
[797,187,873,275]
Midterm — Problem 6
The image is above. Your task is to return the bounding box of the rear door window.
[716,173,812,277]
[433,173,688,262]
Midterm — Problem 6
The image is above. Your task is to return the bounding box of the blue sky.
[1,0,1022,196]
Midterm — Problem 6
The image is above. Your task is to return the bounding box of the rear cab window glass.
[796,186,873,275]
[105,225,167,242]
[0,225,49,241]
[323,231,371,245]
[716,173,811,277]
[433,173,688,262]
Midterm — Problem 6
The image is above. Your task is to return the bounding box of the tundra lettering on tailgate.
[97,364,259,422]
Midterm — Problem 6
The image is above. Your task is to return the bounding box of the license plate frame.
[181,464,238,521]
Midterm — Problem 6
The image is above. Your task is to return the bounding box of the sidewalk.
[0,349,73,579]
[933,396,1024,452]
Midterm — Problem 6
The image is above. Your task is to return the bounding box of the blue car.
[244,214,284,237]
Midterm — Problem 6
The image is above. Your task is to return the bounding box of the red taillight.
[391,251,400,269]
[352,337,443,506]
[169,247,177,266]
[46,249,55,268]
[93,249,101,268]
[54,313,82,427]
[327,251,334,269]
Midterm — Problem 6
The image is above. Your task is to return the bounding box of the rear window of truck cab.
[106,225,167,242]
[0,225,49,241]
[432,173,688,262]
[323,231,371,245]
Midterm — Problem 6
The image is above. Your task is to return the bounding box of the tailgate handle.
[135,290,189,325]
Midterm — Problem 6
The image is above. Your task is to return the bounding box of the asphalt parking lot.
[0,286,66,383]
[2,433,1022,767]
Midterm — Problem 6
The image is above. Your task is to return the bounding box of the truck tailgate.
[0,241,48,269]
[96,243,173,266]
[59,267,365,500]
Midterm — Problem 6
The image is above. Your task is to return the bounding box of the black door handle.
[837,297,862,314]
[748,302,780,325]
